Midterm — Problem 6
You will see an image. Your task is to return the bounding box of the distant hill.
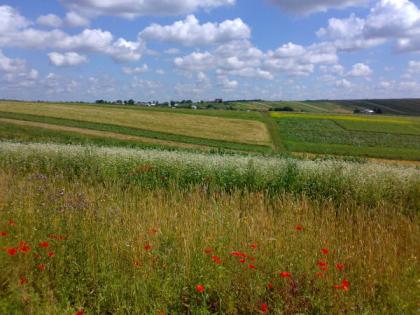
[332,99,420,116]
[196,99,420,116]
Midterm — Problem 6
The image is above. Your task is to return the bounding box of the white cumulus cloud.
[317,0,420,52]
[140,15,250,46]
[348,63,372,76]
[48,52,88,67]
[65,11,90,27]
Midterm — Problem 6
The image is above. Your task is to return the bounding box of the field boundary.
[260,112,285,152]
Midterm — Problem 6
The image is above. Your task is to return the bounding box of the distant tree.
[95,100,106,104]
[127,99,135,105]
[116,100,122,104]
[269,106,294,112]
[353,109,361,114]
[374,107,383,114]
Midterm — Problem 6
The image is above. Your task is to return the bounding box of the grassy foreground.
[0,172,419,314]
[0,142,419,314]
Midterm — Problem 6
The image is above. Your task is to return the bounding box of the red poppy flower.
[267,282,274,289]
[37,264,45,271]
[250,243,257,249]
[39,242,49,248]
[19,242,31,253]
[317,260,328,271]
[47,252,56,257]
[334,279,350,291]
[75,310,85,315]
[8,219,16,226]
[239,258,246,263]
[196,284,205,293]
[248,264,256,269]
[211,255,222,265]
[7,248,17,256]
[144,244,152,251]
[295,225,304,231]
[336,263,345,271]
[279,272,292,278]
[261,303,268,313]
[0,231,7,237]
[19,276,28,285]
[204,247,213,254]
[321,248,329,255]
[342,279,350,291]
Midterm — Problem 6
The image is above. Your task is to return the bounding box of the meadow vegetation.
[0,141,419,314]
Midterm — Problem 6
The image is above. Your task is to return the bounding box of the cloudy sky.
[1,0,420,102]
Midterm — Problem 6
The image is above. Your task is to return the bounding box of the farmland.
[0,100,419,314]
[0,101,420,161]
[271,112,420,160]
[0,101,270,146]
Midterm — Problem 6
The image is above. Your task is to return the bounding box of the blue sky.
[0,0,420,102]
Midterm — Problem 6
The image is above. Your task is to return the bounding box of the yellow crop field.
[0,102,270,145]
[270,112,419,125]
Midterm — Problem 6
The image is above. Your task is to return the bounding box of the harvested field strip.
[0,102,270,145]
[0,111,271,153]
[0,118,210,150]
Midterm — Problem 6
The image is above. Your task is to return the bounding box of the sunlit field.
[0,142,419,314]
[271,112,420,160]
[0,102,270,146]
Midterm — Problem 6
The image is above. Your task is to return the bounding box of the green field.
[1,101,420,161]
[271,113,420,160]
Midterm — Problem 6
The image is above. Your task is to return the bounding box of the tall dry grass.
[0,170,418,314]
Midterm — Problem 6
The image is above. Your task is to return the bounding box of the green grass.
[260,112,285,152]
[272,113,420,160]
